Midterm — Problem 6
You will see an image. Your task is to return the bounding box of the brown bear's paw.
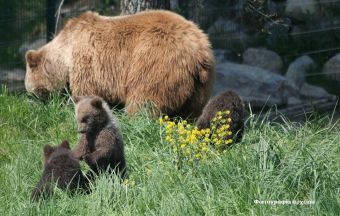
[83,154,94,166]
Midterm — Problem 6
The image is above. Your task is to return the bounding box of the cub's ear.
[43,144,54,158]
[25,50,42,68]
[72,96,82,104]
[60,140,70,149]
[91,97,102,109]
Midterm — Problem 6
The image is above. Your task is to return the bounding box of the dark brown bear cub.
[73,96,126,177]
[31,140,87,201]
[197,90,246,143]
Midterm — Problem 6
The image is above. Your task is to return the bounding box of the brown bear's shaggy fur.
[31,141,88,202]
[197,90,246,143]
[73,96,126,177]
[24,10,215,118]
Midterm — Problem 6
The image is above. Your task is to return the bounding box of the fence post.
[46,0,56,41]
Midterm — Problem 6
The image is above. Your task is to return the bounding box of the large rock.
[286,0,318,20]
[322,53,340,82]
[213,49,238,64]
[243,48,283,73]
[285,56,315,88]
[213,49,228,64]
[207,17,243,35]
[213,62,299,108]
[0,68,26,92]
[0,68,25,82]
[19,38,46,58]
[300,83,335,100]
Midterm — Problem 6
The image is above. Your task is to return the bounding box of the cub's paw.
[83,154,93,165]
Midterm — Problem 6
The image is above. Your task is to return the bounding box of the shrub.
[159,110,233,168]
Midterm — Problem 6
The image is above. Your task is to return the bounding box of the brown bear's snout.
[34,88,51,101]
[77,124,88,133]
[78,127,87,133]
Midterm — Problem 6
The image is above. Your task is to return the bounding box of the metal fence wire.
[0,0,339,94]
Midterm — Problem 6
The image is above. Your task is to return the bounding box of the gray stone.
[300,83,334,100]
[285,56,315,88]
[213,62,300,108]
[0,68,25,82]
[287,96,303,105]
[243,48,283,73]
[19,38,46,57]
[286,0,318,20]
[208,17,243,35]
[213,49,238,63]
[322,53,340,82]
[0,68,25,92]
[213,49,227,64]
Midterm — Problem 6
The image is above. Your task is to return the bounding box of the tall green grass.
[0,89,339,215]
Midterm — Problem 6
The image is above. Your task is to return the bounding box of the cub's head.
[73,96,112,134]
[25,49,68,99]
[43,140,71,167]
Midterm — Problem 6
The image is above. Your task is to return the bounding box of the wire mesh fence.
[0,0,120,91]
[0,0,339,97]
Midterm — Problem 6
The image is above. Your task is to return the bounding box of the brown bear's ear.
[43,144,54,158]
[72,96,82,104]
[91,97,102,109]
[25,50,42,68]
[60,140,70,149]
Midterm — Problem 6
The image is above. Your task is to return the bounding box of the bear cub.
[31,140,88,201]
[197,90,246,143]
[73,96,126,177]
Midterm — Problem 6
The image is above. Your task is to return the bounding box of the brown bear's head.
[43,140,71,167]
[73,96,112,134]
[25,49,68,100]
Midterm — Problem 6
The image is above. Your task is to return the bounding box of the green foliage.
[0,90,339,215]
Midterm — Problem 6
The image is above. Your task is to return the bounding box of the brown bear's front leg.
[125,94,161,116]
[73,135,90,160]
[82,149,106,169]
[31,179,51,202]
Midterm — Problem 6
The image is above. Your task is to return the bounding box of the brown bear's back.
[54,10,215,117]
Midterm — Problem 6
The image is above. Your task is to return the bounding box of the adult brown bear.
[25,10,215,117]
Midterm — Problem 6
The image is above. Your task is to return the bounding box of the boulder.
[0,68,25,82]
[243,48,283,73]
[0,68,26,92]
[286,0,318,20]
[287,96,303,105]
[213,62,300,108]
[300,83,335,100]
[322,53,340,82]
[213,49,238,63]
[213,49,227,64]
[19,38,46,58]
[285,56,315,88]
[207,17,243,35]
